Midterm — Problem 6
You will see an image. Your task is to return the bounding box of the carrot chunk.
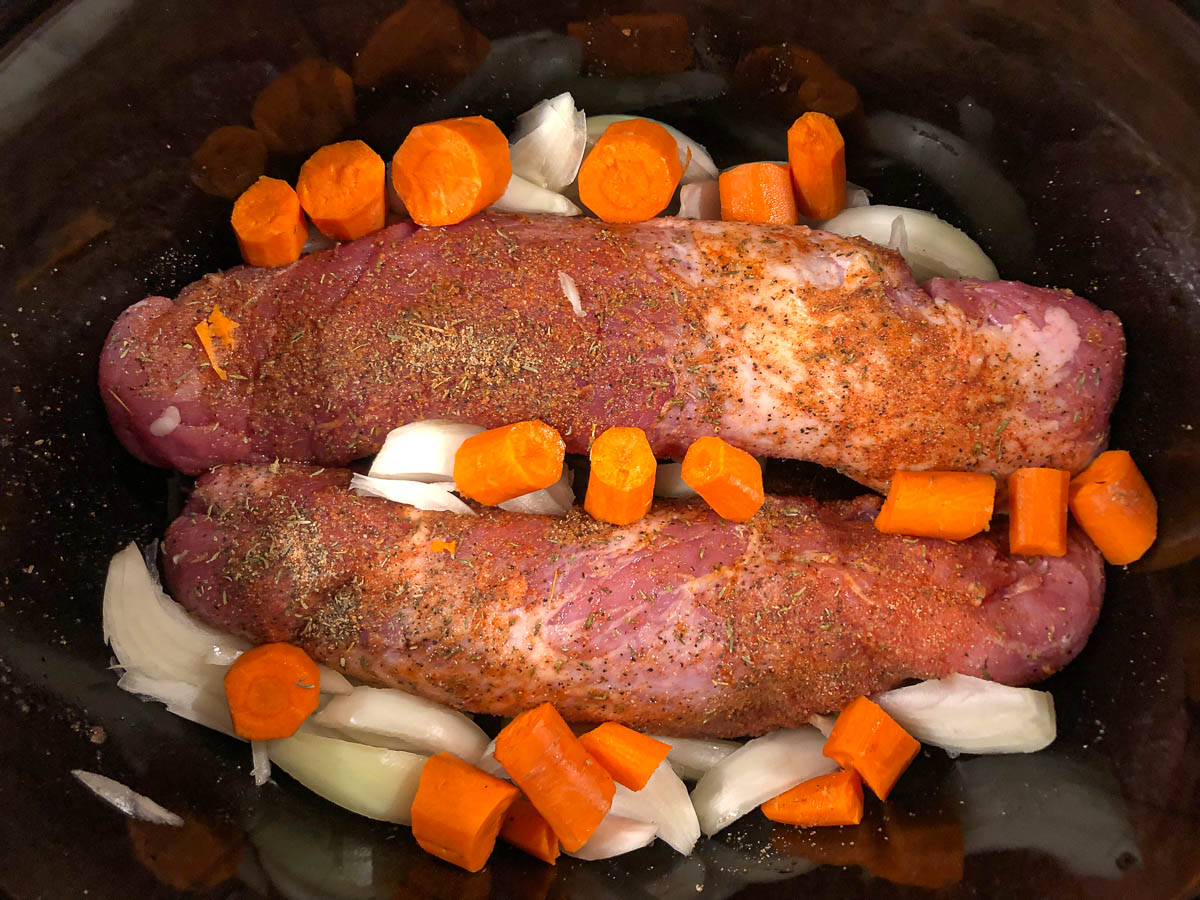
[296,140,386,241]
[411,752,521,872]
[787,112,846,220]
[493,703,615,853]
[1068,450,1157,565]
[193,306,241,381]
[190,125,268,199]
[354,0,489,89]
[680,436,764,522]
[1008,467,1071,556]
[577,722,671,791]
[452,420,565,506]
[567,13,693,76]
[584,426,657,525]
[391,115,512,226]
[874,470,996,541]
[499,797,560,865]
[251,58,355,155]
[761,768,864,827]
[823,696,920,800]
[231,176,308,269]
[577,118,683,223]
[222,643,320,741]
[719,162,799,225]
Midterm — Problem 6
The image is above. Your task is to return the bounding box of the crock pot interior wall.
[0,1,1197,897]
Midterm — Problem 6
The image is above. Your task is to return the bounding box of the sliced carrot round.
[718,162,798,225]
[787,111,846,220]
[680,435,764,522]
[230,176,308,268]
[222,642,320,741]
[296,140,386,241]
[585,426,657,525]
[453,420,566,506]
[391,115,512,226]
[577,118,682,222]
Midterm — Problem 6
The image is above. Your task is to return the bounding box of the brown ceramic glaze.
[0,1,1197,897]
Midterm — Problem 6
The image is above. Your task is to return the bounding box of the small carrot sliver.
[787,111,846,220]
[223,643,320,741]
[430,539,457,556]
[411,752,520,873]
[823,696,920,800]
[231,176,308,268]
[1068,450,1157,565]
[577,118,683,223]
[193,306,240,382]
[577,722,671,791]
[493,703,615,853]
[761,768,864,827]
[392,115,511,226]
[718,162,798,225]
[680,436,764,522]
[499,797,560,865]
[584,426,657,525]
[296,140,386,241]
[453,420,565,506]
[874,470,996,541]
[1008,467,1071,557]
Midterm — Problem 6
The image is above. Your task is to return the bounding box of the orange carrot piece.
[493,703,615,853]
[584,426,657,525]
[719,162,799,225]
[354,0,489,89]
[787,112,846,220]
[1068,450,1157,565]
[231,176,308,268]
[252,58,355,154]
[874,470,996,541]
[577,118,683,223]
[190,125,268,199]
[761,768,864,827]
[430,539,458,556]
[453,420,565,506]
[193,306,240,381]
[296,140,386,241]
[499,797,560,865]
[578,723,671,791]
[823,696,920,800]
[1007,467,1071,557]
[391,115,511,226]
[680,436,764,522]
[222,643,320,741]
[567,13,693,76]
[411,752,521,872]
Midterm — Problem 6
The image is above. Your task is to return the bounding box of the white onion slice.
[312,685,489,763]
[653,734,741,781]
[477,738,509,780]
[301,224,338,256]
[653,462,698,500]
[252,741,272,786]
[818,204,999,282]
[677,180,720,219]
[585,114,717,184]
[874,674,1055,754]
[557,270,585,317]
[807,714,836,738]
[498,465,574,516]
[566,815,657,860]
[267,730,426,826]
[609,762,700,856]
[350,474,475,516]
[103,543,250,686]
[844,181,871,209]
[509,92,587,191]
[690,728,836,836]
[148,405,180,437]
[117,670,238,737]
[72,770,184,826]
[490,174,582,216]
[369,420,484,482]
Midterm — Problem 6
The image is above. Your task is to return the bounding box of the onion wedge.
[874,674,1055,754]
[677,180,720,219]
[609,762,700,856]
[498,465,574,516]
[368,420,484,482]
[117,670,237,737]
[652,462,698,500]
[490,174,582,216]
[566,815,657,860]
[509,92,587,191]
[311,685,489,763]
[690,728,836,836]
[819,204,999,282]
[349,475,475,516]
[652,734,740,780]
[267,730,426,826]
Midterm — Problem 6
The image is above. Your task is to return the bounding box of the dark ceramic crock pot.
[1,1,1198,897]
